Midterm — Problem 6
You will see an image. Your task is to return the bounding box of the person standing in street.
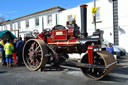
[12,39,17,65]
[0,39,6,66]
[4,39,14,67]
[16,37,24,66]
[106,43,114,54]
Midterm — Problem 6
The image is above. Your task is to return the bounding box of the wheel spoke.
[35,46,40,51]
[23,39,48,71]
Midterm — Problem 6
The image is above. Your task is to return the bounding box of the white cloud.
[7,11,16,13]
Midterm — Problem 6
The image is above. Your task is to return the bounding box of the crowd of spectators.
[0,37,25,67]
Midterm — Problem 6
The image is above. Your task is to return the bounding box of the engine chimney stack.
[80,5,88,38]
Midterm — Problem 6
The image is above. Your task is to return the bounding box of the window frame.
[26,19,29,28]
[4,25,7,30]
[10,23,13,30]
[35,17,39,26]
[67,15,73,22]
[18,22,21,29]
[47,14,52,25]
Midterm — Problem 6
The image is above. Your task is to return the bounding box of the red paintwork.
[88,45,94,64]
[50,30,67,41]
[36,25,101,62]
[36,32,45,40]
[37,29,79,46]
[48,38,79,45]
[47,29,78,45]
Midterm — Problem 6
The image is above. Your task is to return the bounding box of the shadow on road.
[43,65,80,72]
[101,75,128,82]
[100,55,128,82]
[0,70,7,74]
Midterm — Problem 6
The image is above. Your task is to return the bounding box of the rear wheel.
[22,39,48,71]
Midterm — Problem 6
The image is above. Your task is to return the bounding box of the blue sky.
[0,0,93,20]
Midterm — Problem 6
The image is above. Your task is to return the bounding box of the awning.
[0,30,16,40]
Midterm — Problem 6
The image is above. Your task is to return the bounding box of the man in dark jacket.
[16,37,24,66]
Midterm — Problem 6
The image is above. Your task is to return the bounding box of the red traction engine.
[22,5,116,80]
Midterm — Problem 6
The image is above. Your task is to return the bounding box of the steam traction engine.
[22,5,116,80]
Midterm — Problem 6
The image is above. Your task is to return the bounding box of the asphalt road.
[0,56,128,85]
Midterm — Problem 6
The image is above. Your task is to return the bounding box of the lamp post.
[112,0,119,45]
[93,0,96,31]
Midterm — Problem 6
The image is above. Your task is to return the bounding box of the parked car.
[113,45,126,58]
[103,40,126,58]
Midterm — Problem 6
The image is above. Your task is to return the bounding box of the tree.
[0,16,5,22]
[0,16,5,26]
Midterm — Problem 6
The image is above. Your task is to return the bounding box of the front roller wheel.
[81,51,116,80]
[22,39,48,71]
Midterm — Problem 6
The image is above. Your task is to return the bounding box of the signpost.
[93,0,97,31]
[92,7,97,15]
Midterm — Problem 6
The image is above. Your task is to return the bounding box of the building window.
[10,24,13,30]
[47,15,52,24]
[35,17,39,26]
[14,23,16,30]
[18,22,21,29]
[92,7,101,23]
[42,17,44,31]
[26,20,29,27]
[96,7,100,21]
[56,14,58,25]
[1,26,3,30]
[4,25,7,30]
[67,15,73,22]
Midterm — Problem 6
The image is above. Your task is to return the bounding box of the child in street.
[12,39,17,65]
[4,39,14,67]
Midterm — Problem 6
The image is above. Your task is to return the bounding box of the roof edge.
[1,6,66,24]
[14,6,66,21]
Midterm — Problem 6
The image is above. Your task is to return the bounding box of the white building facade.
[0,0,128,52]
[0,6,65,38]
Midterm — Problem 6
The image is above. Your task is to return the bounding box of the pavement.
[0,55,128,85]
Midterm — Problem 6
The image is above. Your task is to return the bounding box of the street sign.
[92,7,97,14]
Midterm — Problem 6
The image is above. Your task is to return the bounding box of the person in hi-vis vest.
[4,39,14,67]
